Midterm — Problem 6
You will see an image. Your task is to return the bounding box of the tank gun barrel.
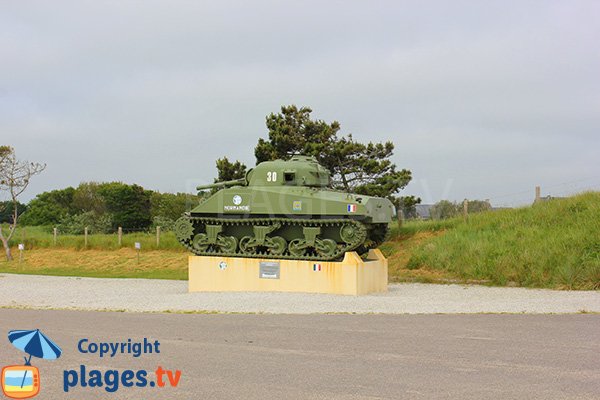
[196,177,246,191]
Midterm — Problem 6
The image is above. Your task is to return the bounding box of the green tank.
[174,155,394,261]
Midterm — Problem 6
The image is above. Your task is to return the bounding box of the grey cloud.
[1,0,599,206]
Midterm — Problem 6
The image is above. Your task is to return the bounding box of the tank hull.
[174,186,393,261]
[191,186,393,223]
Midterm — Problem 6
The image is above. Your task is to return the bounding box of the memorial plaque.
[259,261,280,279]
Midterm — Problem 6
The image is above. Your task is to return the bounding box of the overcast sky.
[1,1,599,206]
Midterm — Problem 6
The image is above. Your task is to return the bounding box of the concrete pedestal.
[188,249,388,295]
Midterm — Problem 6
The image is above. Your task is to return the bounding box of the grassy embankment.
[1,192,599,289]
[383,192,600,290]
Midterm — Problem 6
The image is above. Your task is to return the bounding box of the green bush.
[57,211,113,234]
[152,215,175,232]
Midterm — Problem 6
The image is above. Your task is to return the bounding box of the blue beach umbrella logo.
[2,329,62,399]
[8,329,62,364]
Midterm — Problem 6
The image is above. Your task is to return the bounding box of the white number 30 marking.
[267,171,278,182]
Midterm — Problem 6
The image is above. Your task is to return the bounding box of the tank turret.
[174,155,394,261]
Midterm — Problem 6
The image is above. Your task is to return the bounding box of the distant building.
[534,185,564,204]
[415,204,433,220]
[535,195,564,203]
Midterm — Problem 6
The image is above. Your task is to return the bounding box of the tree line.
[19,182,194,233]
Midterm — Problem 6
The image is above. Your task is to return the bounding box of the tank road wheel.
[268,236,287,256]
[192,233,210,252]
[340,223,358,244]
[288,239,306,258]
[239,236,255,255]
[218,236,238,254]
[315,238,337,258]
[174,217,194,242]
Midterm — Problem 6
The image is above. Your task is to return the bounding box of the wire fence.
[10,225,184,252]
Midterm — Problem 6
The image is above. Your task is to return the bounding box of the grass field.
[1,192,599,289]
[403,192,600,290]
[0,248,187,280]
[0,226,188,279]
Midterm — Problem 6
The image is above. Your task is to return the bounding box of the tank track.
[175,216,369,261]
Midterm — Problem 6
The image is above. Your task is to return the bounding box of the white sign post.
[18,243,24,263]
[135,242,141,264]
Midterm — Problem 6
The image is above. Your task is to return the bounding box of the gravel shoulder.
[1,273,599,314]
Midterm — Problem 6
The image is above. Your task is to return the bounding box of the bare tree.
[0,146,46,260]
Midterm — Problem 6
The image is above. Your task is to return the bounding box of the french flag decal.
[347,204,357,213]
[313,263,322,271]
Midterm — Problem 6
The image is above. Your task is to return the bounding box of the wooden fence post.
[53,227,57,246]
[156,226,161,247]
[118,227,123,247]
[397,209,403,229]
[84,227,88,248]
[463,199,468,222]
[535,186,541,202]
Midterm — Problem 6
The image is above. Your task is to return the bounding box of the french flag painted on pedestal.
[313,263,322,271]
[347,204,357,213]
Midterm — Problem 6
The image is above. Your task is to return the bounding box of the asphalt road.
[0,310,598,399]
